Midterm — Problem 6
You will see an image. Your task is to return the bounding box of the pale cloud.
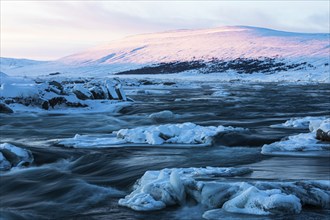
[1,1,329,60]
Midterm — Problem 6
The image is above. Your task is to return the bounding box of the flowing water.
[1,82,329,219]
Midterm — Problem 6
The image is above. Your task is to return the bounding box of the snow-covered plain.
[118,166,330,216]
[58,122,246,148]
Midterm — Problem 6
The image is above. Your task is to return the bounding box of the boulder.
[73,84,93,100]
[0,103,14,113]
[316,129,330,142]
[42,101,49,110]
[48,80,64,95]
[89,86,106,99]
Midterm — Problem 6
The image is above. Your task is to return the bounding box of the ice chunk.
[118,167,251,211]
[118,193,166,211]
[105,80,119,99]
[118,166,329,215]
[223,186,301,215]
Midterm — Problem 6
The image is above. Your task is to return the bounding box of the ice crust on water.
[262,118,330,154]
[59,123,245,148]
[148,110,178,122]
[118,167,330,216]
[0,143,34,171]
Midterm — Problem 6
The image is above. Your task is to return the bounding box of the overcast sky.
[1,1,329,60]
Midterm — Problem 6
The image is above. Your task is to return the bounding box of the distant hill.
[1,26,329,78]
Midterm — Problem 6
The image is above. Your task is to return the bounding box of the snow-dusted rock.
[0,76,130,113]
[73,84,93,100]
[316,119,330,142]
[0,143,34,170]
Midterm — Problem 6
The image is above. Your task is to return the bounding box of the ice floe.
[59,123,245,148]
[262,118,330,155]
[211,90,231,97]
[0,143,34,171]
[118,167,329,216]
[271,116,327,129]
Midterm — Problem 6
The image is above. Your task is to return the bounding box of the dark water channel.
[0,82,329,219]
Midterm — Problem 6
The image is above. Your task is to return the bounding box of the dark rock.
[0,103,14,113]
[66,102,88,108]
[48,97,67,108]
[13,96,45,107]
[49,72,61,76]
[316,129,330,142]
[73,90,90,100]
[4,99,14,104]
[90,86,106,99]
[163,82,176,86]
[49,80,64,91]
[42,101,49,110]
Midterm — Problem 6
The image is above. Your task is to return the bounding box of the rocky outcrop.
[1,78,130,111]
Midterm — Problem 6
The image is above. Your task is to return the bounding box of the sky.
[1,1,329,60]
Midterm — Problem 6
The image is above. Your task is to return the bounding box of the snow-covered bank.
[262,118,330,155]
[58,122,246,148]
[118,166,330,216]
[0,143,34,171]
[0,75,130,113]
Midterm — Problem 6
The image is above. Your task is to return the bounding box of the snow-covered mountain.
[61,26,329,65]
[1,26,329,78]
